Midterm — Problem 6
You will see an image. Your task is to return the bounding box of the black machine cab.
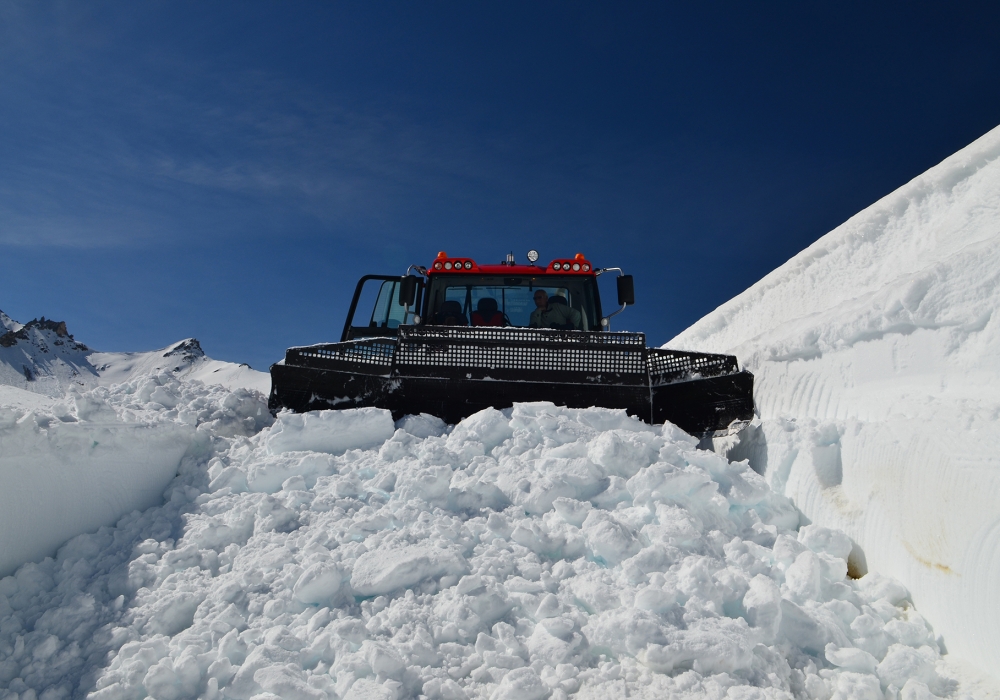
[269,251,754,437]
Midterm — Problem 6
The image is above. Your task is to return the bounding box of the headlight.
[572,263,580,271]
[553,262,562,270]
[582,264,590,271]
[434,262,443,270]
[444,262,453,270]
[527,249,540,263]
[464,261,472,269]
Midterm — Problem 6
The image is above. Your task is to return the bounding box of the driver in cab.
[529,290,582,330]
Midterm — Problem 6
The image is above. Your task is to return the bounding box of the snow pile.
[0,404,968,699]
[0,372,272,577]
[670,124,1000,677]
[0,309,270,397]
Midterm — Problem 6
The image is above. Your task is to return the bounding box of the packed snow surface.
[670,124,1000,677]
[0,401,973,699]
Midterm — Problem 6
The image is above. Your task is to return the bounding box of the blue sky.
[3,2,1000,370]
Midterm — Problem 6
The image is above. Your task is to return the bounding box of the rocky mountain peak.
[0,317,88,351]
[0,309,22,333]
[163,338,205,362]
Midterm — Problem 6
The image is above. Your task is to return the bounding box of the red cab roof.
[428,252,595,276]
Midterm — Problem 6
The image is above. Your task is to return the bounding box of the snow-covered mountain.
[0,309,270,396]
[0,316,94,391]
[670,124,1000,678]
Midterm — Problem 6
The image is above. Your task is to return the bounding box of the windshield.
[425,275,601,330]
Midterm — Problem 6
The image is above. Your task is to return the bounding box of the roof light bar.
[546,258,593,273]
[427,254,594,273]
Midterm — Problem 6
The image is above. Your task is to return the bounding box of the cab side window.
[342,276,421,341]
[371,280,407,329]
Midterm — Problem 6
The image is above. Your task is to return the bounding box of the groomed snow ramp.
[671,124,1000,677]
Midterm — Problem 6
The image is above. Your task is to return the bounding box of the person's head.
[533,289,548,309]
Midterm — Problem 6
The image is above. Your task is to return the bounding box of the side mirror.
[399,275,418,306]
[617,275,635,306]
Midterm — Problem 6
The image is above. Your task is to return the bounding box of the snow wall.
[0,375,272,578]
[670,124,1000,676]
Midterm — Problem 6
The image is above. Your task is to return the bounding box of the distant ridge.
[0,308,269,396]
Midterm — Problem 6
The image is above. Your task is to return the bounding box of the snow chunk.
[490,667,547,700]
[446,406,513,454]
[293,562,343,604]
[351,544,468,596]
[582,510,639,566]
[266,407,394,455]
[396,412,448,438]
[799,524,854,561]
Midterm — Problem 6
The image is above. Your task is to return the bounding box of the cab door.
[341,275,423,341]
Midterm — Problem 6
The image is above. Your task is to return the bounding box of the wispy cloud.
[0,2,675,255]
[0,5,511,250]
[134,71,503,212]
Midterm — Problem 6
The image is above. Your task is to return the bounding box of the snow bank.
[0,385,60,414]
[0,408,191,579]
[0,404,970,699]
[670,124,1000,677]
[0,373,272,577]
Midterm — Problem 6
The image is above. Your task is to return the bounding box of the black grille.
[647,348,739,384]
[403,326,645,346]
[397,327,647,376]
[286,338,395,372]
[283,329,741,387]
[272,325,754,434]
